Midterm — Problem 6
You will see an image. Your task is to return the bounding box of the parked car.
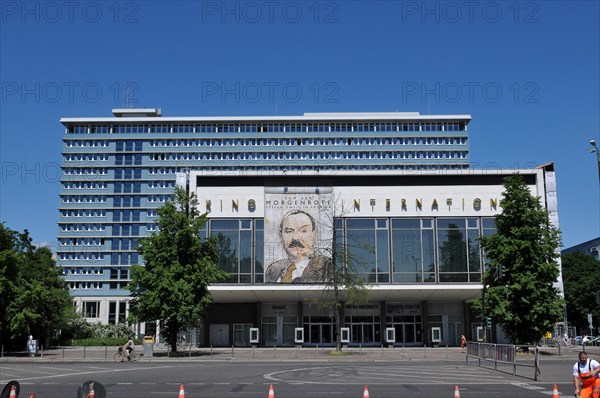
[574,336,583,345]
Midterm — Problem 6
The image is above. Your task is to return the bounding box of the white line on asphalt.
[0,365,178,383]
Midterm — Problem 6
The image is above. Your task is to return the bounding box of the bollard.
[381,344,383,357]
[423,343,427,358]
[273,345,276,359]
[105,346,108,359]
[210,345,213,358]
[62,347,65,358]
[84,346,86,359]
[189,344,191,358]
[232,345,234,357]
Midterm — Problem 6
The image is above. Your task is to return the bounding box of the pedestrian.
[460,334,467,353]
[573,351,600,398]
[584,335,590,345]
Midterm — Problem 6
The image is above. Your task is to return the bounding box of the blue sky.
[1,1,599,250]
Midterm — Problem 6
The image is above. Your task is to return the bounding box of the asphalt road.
[0,360,578,398]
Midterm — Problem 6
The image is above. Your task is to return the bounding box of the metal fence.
[465,342,540,381]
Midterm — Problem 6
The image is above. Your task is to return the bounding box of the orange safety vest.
[578,360,600,398]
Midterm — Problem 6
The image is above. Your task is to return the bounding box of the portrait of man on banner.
[264,194,333,283]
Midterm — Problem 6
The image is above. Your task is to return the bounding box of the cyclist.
[123,339,135,360]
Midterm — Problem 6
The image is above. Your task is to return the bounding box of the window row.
[63,168,108,175]
[63,182,108,190]
[60,224,106,231]
[201,217,496,284]
[148,181,175,189]
[64,140,109,147]
[147,136,468,148]
[59,252,104,260]
[61,210,107,217]
[62,196,107,203]
[63,267,104,275]
[149,150,468,162]
[60,238,105,246]
[71,282,102,291]
[64,154,109,162]
[67,122,466,135]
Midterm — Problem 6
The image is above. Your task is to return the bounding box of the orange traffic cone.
[268,384,275,398]
[28,395,36,398]
[9,386,16,398]
[551,384,559,398]
[363,385,370,398]
[454,385,461,397]
[88,382,96,398]
[179,384,186,398]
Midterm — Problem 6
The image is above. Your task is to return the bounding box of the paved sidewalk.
[3,344,596,363]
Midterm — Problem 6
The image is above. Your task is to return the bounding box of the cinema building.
[57,109,562,347]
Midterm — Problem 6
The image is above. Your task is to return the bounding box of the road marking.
[0,365,178,384]
[511,382,544,390]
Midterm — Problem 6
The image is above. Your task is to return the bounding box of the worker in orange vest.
[573,351,600,398]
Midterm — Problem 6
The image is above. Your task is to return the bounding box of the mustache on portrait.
[288,239,305,249]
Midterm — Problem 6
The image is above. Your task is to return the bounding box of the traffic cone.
[551,384,559,398]
[28,395,36,398]
[88,382,96,398]
[268,384,275,398]
[9,386,16,398]
[363,385,370,398]
[179,384,186,398]
[454,385,461,397]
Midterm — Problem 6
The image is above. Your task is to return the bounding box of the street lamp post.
[590,139,600,184]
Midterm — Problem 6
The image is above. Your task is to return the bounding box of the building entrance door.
[304,316,334,346]
[348,316,379,345]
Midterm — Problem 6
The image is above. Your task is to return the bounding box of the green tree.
[562,252,600,334]
[129,187,227,352]
[317,204,369,352]
[478,175,564,345]
[0,223,73,348]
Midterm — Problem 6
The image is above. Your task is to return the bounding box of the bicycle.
[114,346,140,362]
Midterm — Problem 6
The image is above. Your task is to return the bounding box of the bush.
[70,337,141,347]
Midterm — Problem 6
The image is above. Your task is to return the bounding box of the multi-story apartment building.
[57,108,560,347]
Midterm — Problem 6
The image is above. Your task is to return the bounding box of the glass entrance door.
[304,316,334,346]
[347,316,380,346]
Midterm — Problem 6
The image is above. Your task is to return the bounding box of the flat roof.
[60,110,472,125]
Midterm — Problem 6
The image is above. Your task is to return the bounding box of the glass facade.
[204,217,495,284]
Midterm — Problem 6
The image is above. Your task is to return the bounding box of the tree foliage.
[479,175,563,345]
[0,223,73,348]
[316,200,369,352]
[129,187,227,352]
[562,252,600,334]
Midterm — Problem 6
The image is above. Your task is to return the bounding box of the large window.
[210,219,253,283]
[391,218,435,282]
[436,218,482,282]
[82,301,100,318]
[255,220,264,283]
[344,219,389,283]
[203,216,490,285]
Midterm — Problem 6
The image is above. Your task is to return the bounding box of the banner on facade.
[264,191,333,283]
